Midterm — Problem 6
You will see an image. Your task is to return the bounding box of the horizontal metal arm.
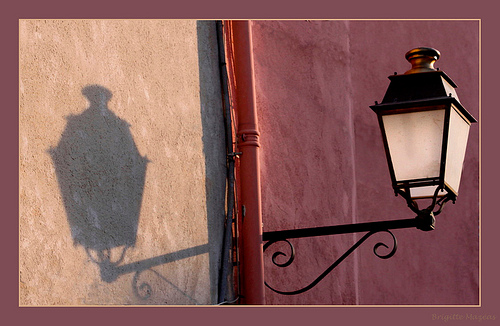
[263,217,418,242]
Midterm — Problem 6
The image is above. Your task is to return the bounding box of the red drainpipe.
[226,20,265,305]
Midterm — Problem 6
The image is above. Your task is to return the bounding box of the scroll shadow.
[125,243,210,304]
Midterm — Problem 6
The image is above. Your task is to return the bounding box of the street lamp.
[370,47,477,230]
[262,47,477,295]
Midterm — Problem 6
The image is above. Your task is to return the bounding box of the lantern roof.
[371,47,476,123]
[381,70,458,104]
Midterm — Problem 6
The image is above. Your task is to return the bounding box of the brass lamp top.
[404,47,441,74]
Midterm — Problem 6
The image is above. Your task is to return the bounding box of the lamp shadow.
[49,84,149,274]
[48,83,217,304]
[48,22,225,305]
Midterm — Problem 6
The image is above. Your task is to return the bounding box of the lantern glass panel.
[382,108,446,182]
[409,186,446,198]
[444,104,472,194]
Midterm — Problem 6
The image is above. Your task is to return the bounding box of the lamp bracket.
[262,186,452,296]
[262,216,421,295]
[263,229,397,295]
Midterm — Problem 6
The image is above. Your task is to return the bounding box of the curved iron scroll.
[263,239,296,268]
[264,230,397,295]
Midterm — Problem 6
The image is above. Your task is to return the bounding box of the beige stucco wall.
[19,19,226,305]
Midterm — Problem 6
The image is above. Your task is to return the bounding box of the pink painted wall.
[252,20,479,305]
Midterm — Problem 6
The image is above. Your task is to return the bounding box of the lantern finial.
[404,47,441,74]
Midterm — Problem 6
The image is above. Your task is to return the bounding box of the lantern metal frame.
[262,47,477,296]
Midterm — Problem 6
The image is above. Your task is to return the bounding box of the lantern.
[370,47,476,201]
